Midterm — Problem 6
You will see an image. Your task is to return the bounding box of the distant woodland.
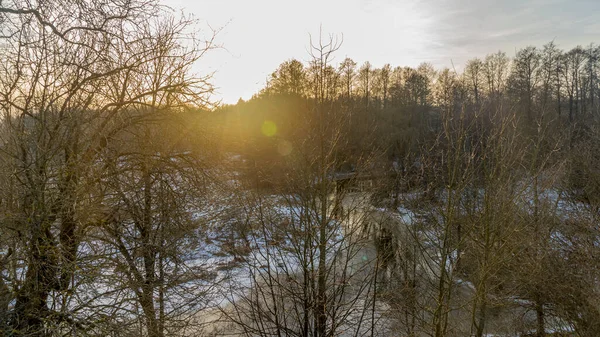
[1,1,600,337]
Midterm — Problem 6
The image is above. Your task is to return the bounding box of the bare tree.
[561,46,586,122]
[339,58,357,101]
[358,62,373,112]
[464,58,484,111]
[0,1,215,335]
[509,46,541,123]
[222,33,388,337]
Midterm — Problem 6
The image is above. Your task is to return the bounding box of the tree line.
[213,40,600,337]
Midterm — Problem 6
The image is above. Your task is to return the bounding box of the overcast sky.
[163,0,600,104]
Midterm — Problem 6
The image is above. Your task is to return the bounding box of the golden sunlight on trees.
[0,0,215,336]
[207,39,600,336]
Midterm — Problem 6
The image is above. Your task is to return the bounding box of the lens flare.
[261,120,277,137]
[277,139,293,156]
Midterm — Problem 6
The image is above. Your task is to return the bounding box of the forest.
[1,1,600,337]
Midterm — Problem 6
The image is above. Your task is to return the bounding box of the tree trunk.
[13,221,57,336]
[536,299,545,337]
[316,198,328,336]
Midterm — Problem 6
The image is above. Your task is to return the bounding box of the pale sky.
[163,0,600,104]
